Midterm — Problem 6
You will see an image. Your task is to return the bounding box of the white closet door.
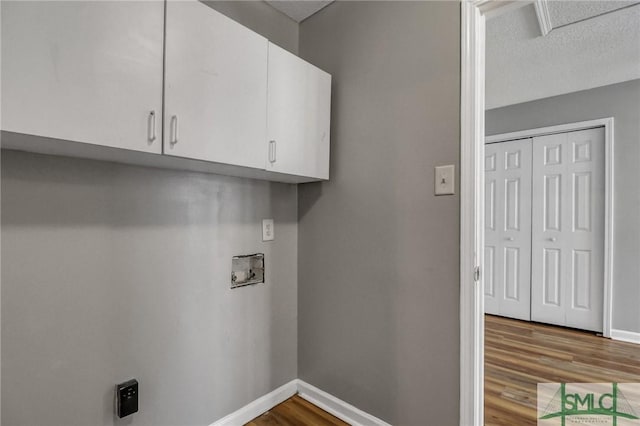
[531,128,605,332]
[484,139,532,320]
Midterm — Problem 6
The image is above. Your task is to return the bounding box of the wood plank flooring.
[246,395,349,426]
[485,314,640,426]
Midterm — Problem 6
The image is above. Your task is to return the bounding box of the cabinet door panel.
[1,1,163,153]
[267,43,331,179]
[164,1,268,169]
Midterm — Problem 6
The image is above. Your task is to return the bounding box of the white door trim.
[486,118,614,144]
[486,118,614,338]
[460,2,535,425]
[460,3,485,425]
[461,4,616,423]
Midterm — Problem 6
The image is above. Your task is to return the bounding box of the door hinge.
[474,266,481,282]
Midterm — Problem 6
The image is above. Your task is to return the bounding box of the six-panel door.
[164,0,268,169]
[531,128,605,332]
[266,43,332,180]
[1,1,164,153]
[484,139,533,321]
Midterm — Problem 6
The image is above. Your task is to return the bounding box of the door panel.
[543,248,561,306]
[574,173,592,231]
[164,0,268,169]
[485,246,496,299]
[1,1,164,153]
[531,128,604,332]
[484,138,532,320]
[544,175,562,231]
[486,180,496,231]
[266,42,332,179]
[572,250,592,310]
[504,247,520,300]
[505,178,521,231]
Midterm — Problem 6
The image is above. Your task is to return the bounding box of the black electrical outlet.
[116,379,138,418]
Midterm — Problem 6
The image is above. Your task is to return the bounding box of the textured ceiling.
[548,1,639,27]
[265,0,333,23]
[486,2,640,109]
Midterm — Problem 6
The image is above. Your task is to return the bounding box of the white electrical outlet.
[435,165,455,195]
[262,219,275,241]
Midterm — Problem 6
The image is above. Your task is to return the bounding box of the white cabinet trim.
[1,132,322,184]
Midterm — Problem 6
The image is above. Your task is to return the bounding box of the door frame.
[460,1,545,425]
[486,118,615,338]
[460,2,616,423]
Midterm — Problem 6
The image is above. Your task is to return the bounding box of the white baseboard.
[296,380,391,426]
[611,329,640,345]
[209,379,297,426]
[209,378,390,426]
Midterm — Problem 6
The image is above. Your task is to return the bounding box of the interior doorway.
[460,2,640,425]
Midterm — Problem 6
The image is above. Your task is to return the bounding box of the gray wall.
[486,79,640,333]
[1,152,298,426]
[297,2,461,425]
[205,1,298,54]
[1,3,299,426]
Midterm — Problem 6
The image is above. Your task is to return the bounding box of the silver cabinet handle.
[148,111,157,143]
[505,237,514,241]
[170,115,179,146]
[547,237,557,242]
[269,140,277,163]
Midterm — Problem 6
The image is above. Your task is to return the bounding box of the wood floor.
[246,395,349,426]
[245,316,639,425]
[485,314,640,426]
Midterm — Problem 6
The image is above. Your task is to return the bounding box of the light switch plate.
[435,165,455,195]
[262,219,274,241]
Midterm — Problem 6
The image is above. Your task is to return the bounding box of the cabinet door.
[164,1,268,169]
[1,1,163,153]
[266,43,331,180]
[484,139,533,321]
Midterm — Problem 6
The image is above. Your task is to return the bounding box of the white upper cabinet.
[1,1,164,153]
[266,43,332,180]
[164,1,268,169]
[1,1,331,183]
